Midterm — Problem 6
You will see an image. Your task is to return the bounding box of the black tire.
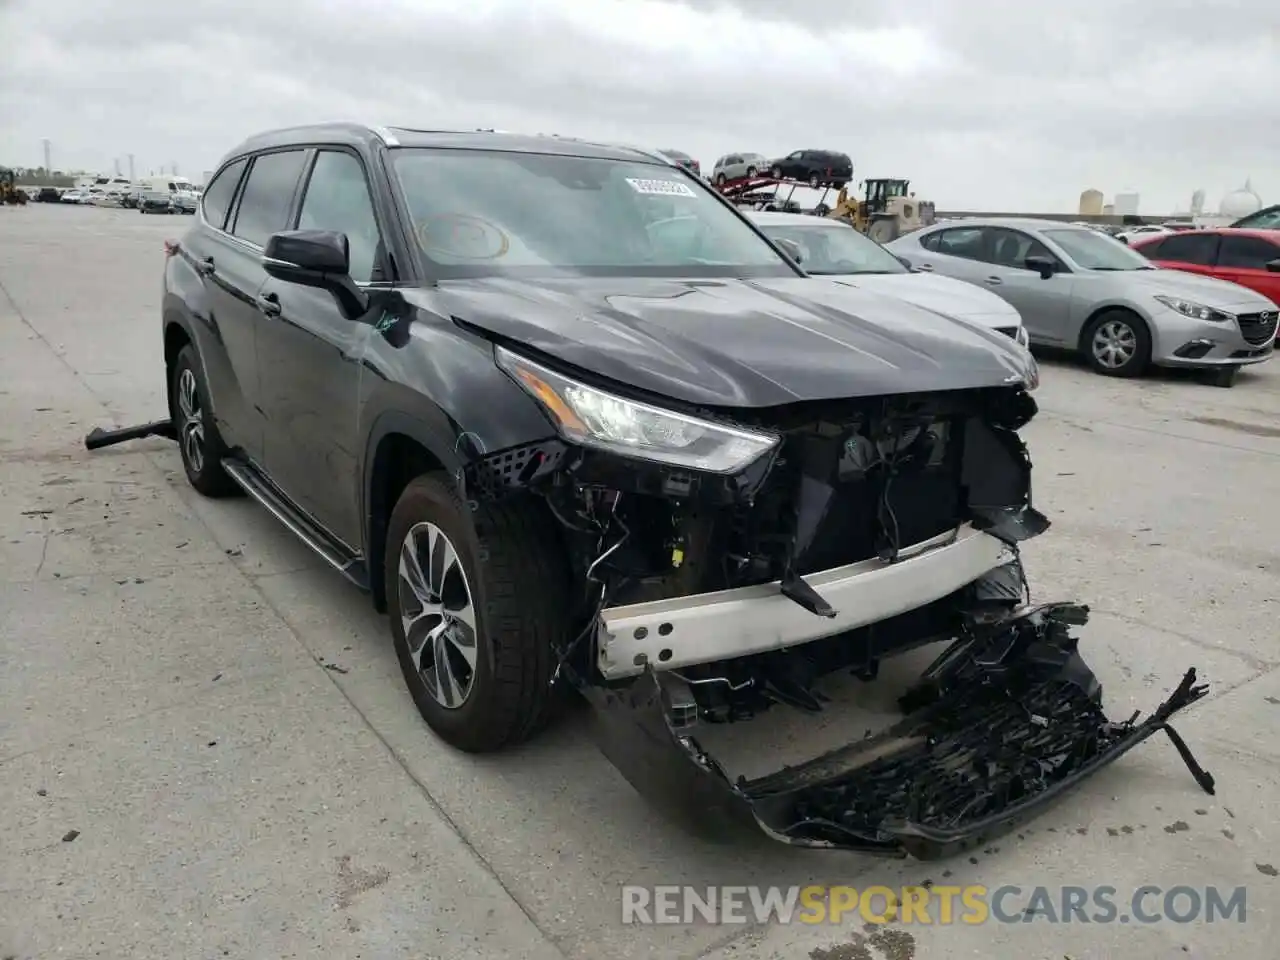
[385,474,571,753]
[770,166,783,179]
[715,173,727,186]
[746,165,758,178]
[1081,309,1151,377]
[1206,365,1239,388]
[809,173,821,188]
[170,344,239,497]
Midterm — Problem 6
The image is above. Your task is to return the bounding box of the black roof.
[219,122,668,167]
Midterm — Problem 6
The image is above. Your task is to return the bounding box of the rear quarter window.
[200,158,248,230]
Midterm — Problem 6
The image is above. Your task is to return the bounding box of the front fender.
[356,305,559,580]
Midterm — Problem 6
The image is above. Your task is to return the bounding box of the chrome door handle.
[195,256,215,276]
[257,293,281,317]
[985,276,1003,285]
[916,263,934,272]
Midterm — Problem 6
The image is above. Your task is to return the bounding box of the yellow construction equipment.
[1,168,28,205]
[828,178,933,243]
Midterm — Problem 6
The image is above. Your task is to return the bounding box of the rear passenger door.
[180,157,259,454]
[208,147,311,465]
[256,147,389,547]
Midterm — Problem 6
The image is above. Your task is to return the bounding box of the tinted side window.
[918,230,941,252]
[988,228,1055,268]
[1153,233,1218,266]
[934,227,985,260]
[200,158,247,230]
[1136,238,1164,258]
[231,150,308,247]
[1217,235,1279,269]
[295,150,384,284]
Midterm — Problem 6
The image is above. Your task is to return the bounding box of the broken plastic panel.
[572,603,1214,859]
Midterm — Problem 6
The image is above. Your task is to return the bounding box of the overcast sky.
[2,0,1275,212]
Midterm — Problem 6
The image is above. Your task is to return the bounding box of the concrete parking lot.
[1,202,1277,960]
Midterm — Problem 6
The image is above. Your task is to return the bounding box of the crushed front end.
[463,351,1214,858]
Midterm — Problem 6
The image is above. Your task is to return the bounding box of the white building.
[1113,192,1140,216]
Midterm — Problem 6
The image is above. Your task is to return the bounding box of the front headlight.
[496,347,780,474]
[1154,295,1233,323]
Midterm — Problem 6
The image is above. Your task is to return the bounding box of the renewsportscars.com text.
[621,884,1248,926]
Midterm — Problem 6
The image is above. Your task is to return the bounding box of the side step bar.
[221,458,370,592]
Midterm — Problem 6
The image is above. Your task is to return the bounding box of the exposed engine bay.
[461,384,1214,857]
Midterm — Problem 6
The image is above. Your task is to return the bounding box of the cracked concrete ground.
[1,203,1276,960]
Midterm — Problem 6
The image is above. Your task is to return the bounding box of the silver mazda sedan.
[888,217,1277,386]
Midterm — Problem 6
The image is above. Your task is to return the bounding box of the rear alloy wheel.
[771,166,783,179]
[809,173,821,188]
[746,166,758,178]
[1083,310,1151,377]
[715,173,727,186]
[386,474,570,753]
[171,344,239,497]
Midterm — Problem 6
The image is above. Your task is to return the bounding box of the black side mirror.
[1024,255,1056,279]
[262,230,370,318]
[775,238,804,264]
[1266,258,1280,273]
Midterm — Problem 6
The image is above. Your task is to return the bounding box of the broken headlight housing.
[496,346,780,473]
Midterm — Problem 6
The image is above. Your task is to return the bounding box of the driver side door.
[980,228,1074,343]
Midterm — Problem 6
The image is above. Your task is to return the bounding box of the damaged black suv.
[160,123,1212,859]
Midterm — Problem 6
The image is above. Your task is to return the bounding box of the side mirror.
[1024,255,1056,279]
[1266,258,1280,273]
[263,229,350,279]
[775,238,804,264]
[262,230,369,318]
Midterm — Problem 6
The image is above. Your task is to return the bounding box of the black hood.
[418,276,1035,408]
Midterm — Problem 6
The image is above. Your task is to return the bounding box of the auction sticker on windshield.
[626,178,697,198]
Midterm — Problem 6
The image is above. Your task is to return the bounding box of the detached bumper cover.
[576,603,1214,860]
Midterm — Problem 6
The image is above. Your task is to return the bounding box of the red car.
[1131,228,1280,307]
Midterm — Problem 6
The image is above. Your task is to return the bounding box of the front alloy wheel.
[397,521,478,709]
[1083,310,1151,377]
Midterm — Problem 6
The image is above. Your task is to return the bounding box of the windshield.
[390,148,797,279]
[1043,228,1156,271]
[756,221,907,275]
[1234,207,1280,229]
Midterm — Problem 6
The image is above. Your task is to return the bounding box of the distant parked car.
[1115,224,1172,244]
[60,190,85,204]
[654,149,701,178]
[139,191,174,214]
[1229,205,1279,229]
[711,152,769,185]
[1131,228,1280,314]
[749,211,1030,347]
[767,150,852,188]
[887,217,1276,386]
[36,187,60,203]
[171,191,198,214]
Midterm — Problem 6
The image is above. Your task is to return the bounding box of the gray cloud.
[1,0,1275,212]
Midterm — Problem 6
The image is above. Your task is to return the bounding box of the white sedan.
[748,210,1030,347]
